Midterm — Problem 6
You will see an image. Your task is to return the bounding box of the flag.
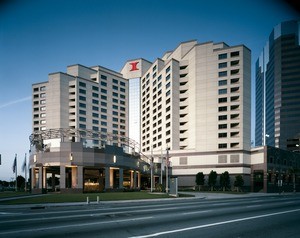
[12,154,17,173]
[22,154,27,172]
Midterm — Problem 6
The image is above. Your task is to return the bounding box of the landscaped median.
[0,191,194,205]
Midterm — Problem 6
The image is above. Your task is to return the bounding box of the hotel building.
[30,64,151,193]
[121,40,252,188]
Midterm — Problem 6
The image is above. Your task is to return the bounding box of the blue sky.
[0,0,299,181]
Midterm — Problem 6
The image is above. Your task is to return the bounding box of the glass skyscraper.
[255,20,300,151]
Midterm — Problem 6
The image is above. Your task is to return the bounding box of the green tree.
[208,170,218,191]
[220,171,230,191]
[195,172,205,191]
[16,175,25,190]
[234,175,244,192]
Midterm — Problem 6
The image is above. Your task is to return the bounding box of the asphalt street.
[0,193,300,237]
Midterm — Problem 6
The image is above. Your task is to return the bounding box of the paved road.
[0,194,300,237]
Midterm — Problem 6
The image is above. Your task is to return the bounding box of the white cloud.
[0,96,31,109]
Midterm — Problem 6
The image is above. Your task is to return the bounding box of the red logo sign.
[129,61,139,71]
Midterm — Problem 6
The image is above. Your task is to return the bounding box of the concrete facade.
[123,40,252,188]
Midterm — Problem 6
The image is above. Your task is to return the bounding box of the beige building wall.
[139,40,251,186]
[32,64,129,149]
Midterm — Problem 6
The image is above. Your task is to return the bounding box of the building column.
[38,167,43,189]
[60,165,66,189]
[105,167,110,189]
[130,171,134,188]
[110,168,114,188]
[31,168,36,189]
[133,171,137,189]
[137,172,141,188]
[77,166,83,189]
[119,168,124,189]
[43,167,47,189]
[71,167,77,188]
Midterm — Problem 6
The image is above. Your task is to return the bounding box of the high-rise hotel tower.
[122,40,251,186]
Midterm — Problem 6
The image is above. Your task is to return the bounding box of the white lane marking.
[0,212,20,215]
[211,202,233,206]
[182,210,211,215]
[0,216,153,235]
[246,205,262,208]
[129,208,300,238]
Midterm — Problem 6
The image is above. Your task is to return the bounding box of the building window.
[218,155,227,163]
[231,69,239,75]
[218,124,227,129]
[79,110,86,115]
[79,124,86,129]
[231,60,239,66]
[79,96,86,101]
[218,115,227,121]
[231,96,239,102]
[93,99,99,104]
[231,105,239,110]
[218,62,227,68]
[218,71,227,77]
[101,81,107,87]
[218,133,227,138]
[230,51,239,57]
[218,80,227,86]
[218,97,227,103]
[230,154,239,163]
[93,119,99,124]
[101,89,107,94]
[79,103,86,108]
[79,82,86,87]
[92,86,99,91]
[231,78,239,84]
[231,114,239,119]
[166,66,171,73]
[92,106,99,111]
[79,117,86,122]
[231,87,239,93]
[79,89,86,94]
[101,75,107,80]
[218,89,227,95]
[218,106,227,112]
[218,143,227,149]
[218,53,227,60]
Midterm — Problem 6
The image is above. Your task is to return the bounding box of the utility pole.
[150,147,153,192]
